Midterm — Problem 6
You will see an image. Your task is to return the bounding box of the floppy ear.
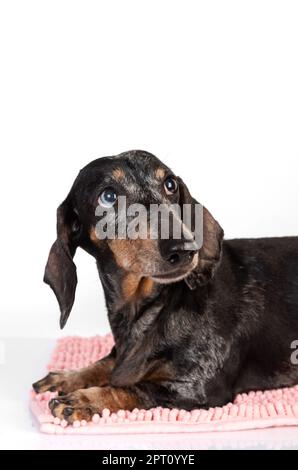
[177,177,224,288]
[44,198,80,329]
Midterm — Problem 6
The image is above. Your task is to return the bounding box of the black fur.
[39,150,298,410]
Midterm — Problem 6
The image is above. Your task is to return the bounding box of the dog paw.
[48,387,105,423]
[32,370,84,395]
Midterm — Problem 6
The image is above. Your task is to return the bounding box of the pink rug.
[30,334,298,434]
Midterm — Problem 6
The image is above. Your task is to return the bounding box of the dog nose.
[160,240,196,266]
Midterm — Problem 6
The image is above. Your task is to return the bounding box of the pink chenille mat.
[29,334,298,434]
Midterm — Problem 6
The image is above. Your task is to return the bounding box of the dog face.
[44,150,223,328]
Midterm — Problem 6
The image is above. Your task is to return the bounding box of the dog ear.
[44,198,81,329]
[177,177,224,288]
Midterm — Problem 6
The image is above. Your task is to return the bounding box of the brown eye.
[164,175,178,195]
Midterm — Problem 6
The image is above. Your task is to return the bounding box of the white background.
[0,0,298,340]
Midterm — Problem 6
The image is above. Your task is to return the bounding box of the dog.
[33,150,298,424]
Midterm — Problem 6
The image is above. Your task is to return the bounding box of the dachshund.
[33,150,298,424]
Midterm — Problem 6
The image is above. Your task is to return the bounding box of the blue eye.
[99,188,117,207]
[164,175,178,195]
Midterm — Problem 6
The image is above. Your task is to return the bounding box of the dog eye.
[99,188,117,207]
[164,176,178,195]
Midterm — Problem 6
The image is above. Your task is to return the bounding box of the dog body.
[103,236,298,410]
[33,151,298,423]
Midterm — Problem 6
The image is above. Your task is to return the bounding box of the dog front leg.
[48,383,156,424]
[32,352,115,395]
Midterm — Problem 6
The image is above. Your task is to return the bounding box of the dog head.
[44,150,223,328]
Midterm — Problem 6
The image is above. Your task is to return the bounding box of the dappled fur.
[33,150,298,422]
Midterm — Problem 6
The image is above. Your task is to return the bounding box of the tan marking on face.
[122,273,155,303]
[108,238,158,303]
[122,272,141,300]
[140,277,154,297]
[112,167,125,182]
[108,239,135,270]
[90,227,100,245]
[108,238,158,272]
[155,167,166,180]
